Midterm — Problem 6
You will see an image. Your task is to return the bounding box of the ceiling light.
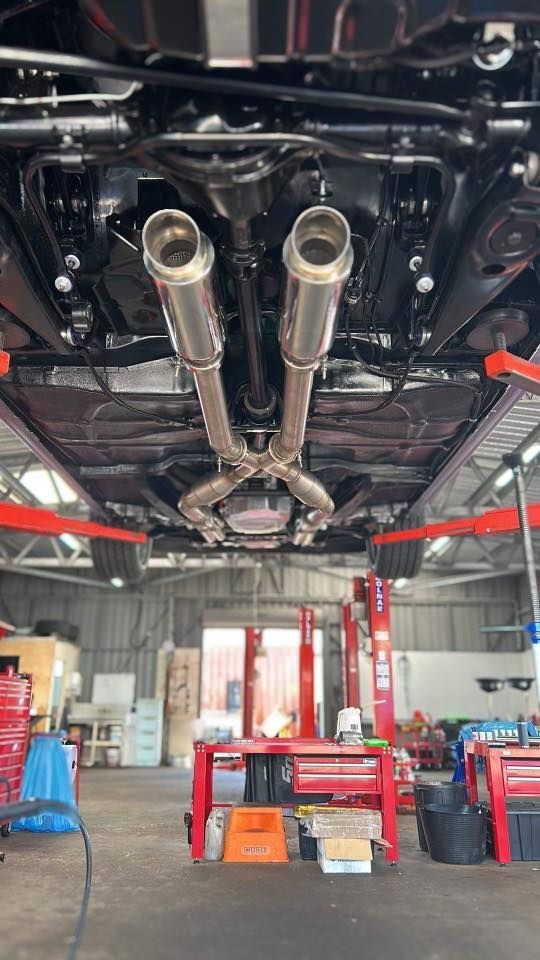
[59,533,79,551]
[393,578,409,590]
[494,468,514,490]
[110,577,125,588]
[522,442,540,464]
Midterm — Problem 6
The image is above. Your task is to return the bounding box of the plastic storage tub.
[413,781,467,851]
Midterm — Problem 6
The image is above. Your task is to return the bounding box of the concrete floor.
[2,767,540,960]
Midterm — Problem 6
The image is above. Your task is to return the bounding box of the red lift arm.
[484,349,540,396]
[0,501,147,543]
[371,501,540,547]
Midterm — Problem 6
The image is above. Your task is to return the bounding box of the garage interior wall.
[0,567,526,720]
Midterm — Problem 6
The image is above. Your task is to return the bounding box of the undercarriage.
[1,1,540,580]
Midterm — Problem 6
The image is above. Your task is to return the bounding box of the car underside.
[0,0,540,582]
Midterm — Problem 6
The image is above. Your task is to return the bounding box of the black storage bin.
[506,801,540,861]
[298,821,318,860]
[413,781,467,851]
[420,802,487,865]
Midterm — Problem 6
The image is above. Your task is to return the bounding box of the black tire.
[90,536,152,585]
[1,823,11,838]
[35,619,79,642]
[367,512,425,580]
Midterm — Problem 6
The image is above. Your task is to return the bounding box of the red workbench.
[465,739,540,863]
[190,738,398,863]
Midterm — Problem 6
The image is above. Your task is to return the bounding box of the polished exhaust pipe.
[143,206,352,548]
[270,205,353,464]
[142,209,246,465]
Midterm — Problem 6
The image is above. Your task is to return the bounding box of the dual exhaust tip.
[143,205,351,278]
[142,204,353,371]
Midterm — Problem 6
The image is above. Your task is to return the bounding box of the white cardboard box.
[317,839,372,874]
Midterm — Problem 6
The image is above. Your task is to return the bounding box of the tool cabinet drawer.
[502,760,540,796]
[293,756,380,793]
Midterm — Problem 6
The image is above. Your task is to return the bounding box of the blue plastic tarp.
[12,734,77,832]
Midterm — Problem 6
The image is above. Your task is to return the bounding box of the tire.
[35,619,79,642]
[367,512,425,580]
[1,823,11,838]
[90,536,152,585]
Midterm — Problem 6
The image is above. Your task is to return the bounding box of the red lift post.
[342,577,364,708]
[298,607,315,737]
[242,627,260,738]
[366,573,395,744]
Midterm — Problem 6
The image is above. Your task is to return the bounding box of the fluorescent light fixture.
[523,442,540,464]
[427,535,451,558]
[494,468,514,490]
[110,577,125,588]
[59,533,79,551]
[21,467,78,504]
[393,578,409,590]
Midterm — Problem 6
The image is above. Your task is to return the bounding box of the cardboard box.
[323,838,373,862]
[309,808,383,840]
[165,648,201,761]
[317,840,372,874]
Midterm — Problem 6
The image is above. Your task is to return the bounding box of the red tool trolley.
[0,667,32,832]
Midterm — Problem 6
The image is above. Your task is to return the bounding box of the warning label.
[375,661,390,691]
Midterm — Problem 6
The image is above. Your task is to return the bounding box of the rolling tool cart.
[0,667,32,851]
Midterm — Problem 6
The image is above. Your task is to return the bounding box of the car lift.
[0,500,147,544]
[341,574,395,744]
[241,609,317,740]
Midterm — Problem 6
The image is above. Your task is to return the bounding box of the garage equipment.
[340,574,394,743]
[0,666,32,839]
[242,627,260,738]
[395,719,445,769]
[189,737,398,863]
[465,738,540,863]
[371,498,540,710]
[341,578,365,709]
[298,607,316,737]
[222,806,288,863]
[0,500,147,544]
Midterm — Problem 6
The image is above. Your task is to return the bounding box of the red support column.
[298,607,315,738]
[242,627,260,738]
[366,572,394,744]
[342,602,360,708]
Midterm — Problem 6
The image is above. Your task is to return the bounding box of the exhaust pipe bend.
[143,206,352,547]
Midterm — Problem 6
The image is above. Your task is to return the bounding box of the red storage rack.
[0,667,32,808]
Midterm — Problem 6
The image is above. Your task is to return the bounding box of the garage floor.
[2,767,540,960]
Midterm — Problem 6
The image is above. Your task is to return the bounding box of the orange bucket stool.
[222,806,289,863]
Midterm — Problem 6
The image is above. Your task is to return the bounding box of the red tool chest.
[502,759,540,796]
[0,667,32,806]
[292,755,380,794]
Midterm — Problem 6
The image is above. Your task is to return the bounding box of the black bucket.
[414,781,467,851]
[420,802,487,865]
